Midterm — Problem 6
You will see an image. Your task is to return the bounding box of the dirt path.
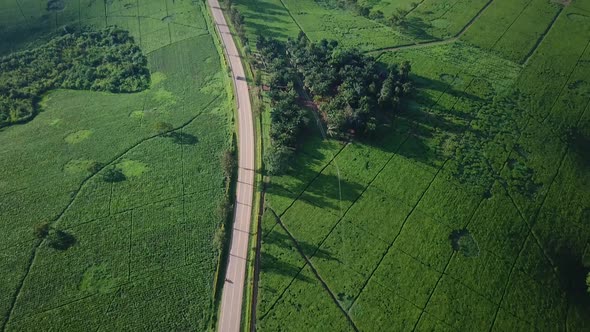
[207,1,256,332]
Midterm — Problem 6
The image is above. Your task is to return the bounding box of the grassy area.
[236,0,590,330]
[0,0,233,330]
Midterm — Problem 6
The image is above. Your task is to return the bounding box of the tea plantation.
[232,0,590,330]
[0,0,232,330]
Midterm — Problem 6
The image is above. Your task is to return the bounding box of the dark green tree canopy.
[0,27,150,127]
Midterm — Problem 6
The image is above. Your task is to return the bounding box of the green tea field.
[0,0,232,330]
[234,0,590,330]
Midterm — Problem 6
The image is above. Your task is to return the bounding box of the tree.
[154,121,173,134]
[369,10,384,20]
[587,272,590,294]
[222,149,236,179]
[389,9,408,26]
[33,222,50,239]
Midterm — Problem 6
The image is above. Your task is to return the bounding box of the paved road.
[207,1,255,332]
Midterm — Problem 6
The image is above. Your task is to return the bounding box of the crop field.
[247,0,590,330]
[0,0,232,330]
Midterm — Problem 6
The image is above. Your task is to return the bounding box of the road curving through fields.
[207,1,256,332]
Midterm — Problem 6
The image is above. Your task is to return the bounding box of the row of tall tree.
[227,1,248,45]
[0,27,150,127]
[257,38,307,174]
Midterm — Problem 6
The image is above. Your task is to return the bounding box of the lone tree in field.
[33,222,50,239]
[390,9,408,26]
[154,121,174,134]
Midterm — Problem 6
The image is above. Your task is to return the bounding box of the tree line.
[0,27,150,128]
[256,32,413,174]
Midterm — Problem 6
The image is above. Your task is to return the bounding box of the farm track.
[0,95,219,332]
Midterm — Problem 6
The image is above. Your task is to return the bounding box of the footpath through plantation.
[1,0,233,330]
[229,0,590,330]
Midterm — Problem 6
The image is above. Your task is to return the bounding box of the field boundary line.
[0,95,219,330]
[143,32,211,56]
[128,210,133,281]
[541,38,590,123]
[405,0,428,16]
[14,0,26,23]
[366,0,495,54]
[275,143,348,219]
[7,258,206,326]
[277,0,307,37]
[271,210,360,331]
[165,0,172,45]
[408,71,525,329]
[135,0,142,47]
[257,209,308,320]
[261,51,468,315]
[487,100,589,331]
[522,4,565,65]
[488,0,534,50]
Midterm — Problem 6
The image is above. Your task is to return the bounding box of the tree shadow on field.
[0,14,57,56]
[232,0,297,41]
[553,246,590,309]
[261,251,313,282]
[356,73,484,161]
[261,225,340,283]
[399,16,437,41]
[567,127,590,167]
[267,162,365,214]
[169,132,198,145]
[265,227,340,263]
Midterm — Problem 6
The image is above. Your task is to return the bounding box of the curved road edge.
[207,1,256,332]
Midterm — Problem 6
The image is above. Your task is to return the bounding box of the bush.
[449,229,480,257]
[264,145,293,175]
[47,229,76,250]
[222,150,236,178]
[213,223,226,253]
[86,161,103,174]
[154,121,174,134]
[33,222,50,239]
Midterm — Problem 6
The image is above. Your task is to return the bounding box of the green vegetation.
[0,0,232,330]
[257,33,412,174]
[0,28,149,127]
[232,0,590,330]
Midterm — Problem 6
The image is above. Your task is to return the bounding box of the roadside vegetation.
[230,0,590,330]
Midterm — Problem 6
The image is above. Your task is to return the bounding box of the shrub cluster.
[0,27,150,127]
